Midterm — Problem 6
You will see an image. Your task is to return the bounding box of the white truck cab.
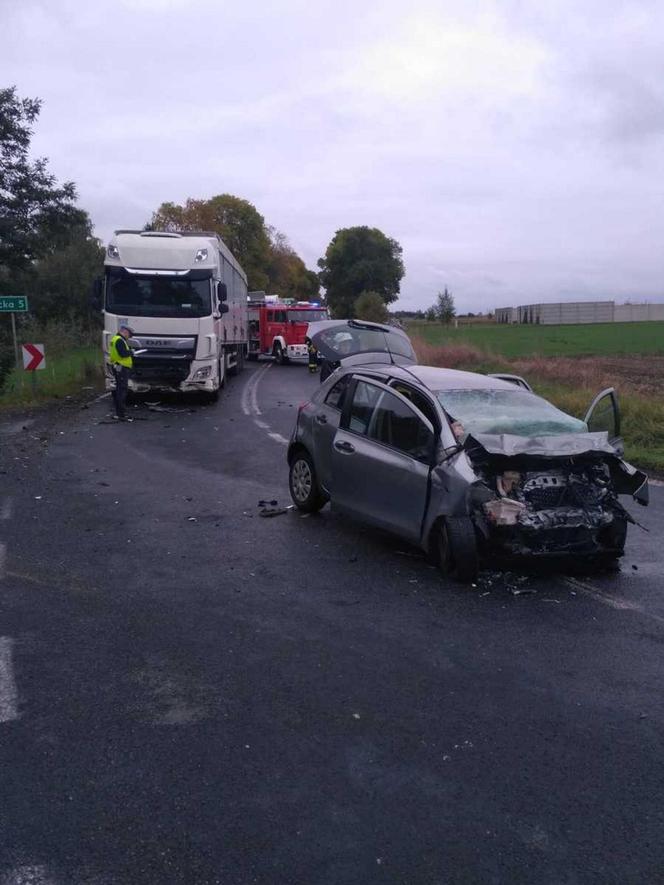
[103,230,248,398]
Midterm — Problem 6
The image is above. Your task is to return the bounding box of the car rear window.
[435,388,588,437]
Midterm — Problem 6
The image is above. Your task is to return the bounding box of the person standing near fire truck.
[307,338,318,373]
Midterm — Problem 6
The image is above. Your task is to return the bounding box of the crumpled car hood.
[465,431,649,504]
[467,431,616,458]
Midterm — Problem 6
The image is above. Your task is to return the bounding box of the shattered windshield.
[435,388,588,437]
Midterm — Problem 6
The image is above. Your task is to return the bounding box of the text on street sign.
[0,296,28,313]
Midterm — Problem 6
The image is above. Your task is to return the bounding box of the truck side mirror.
[218,283,228,302]
[219,303,229,315]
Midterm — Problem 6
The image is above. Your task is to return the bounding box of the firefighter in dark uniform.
[109,325,136,421]
[306,337,318,374]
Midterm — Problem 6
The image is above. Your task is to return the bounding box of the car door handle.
[315,414,327,424]
[334,440,355,453]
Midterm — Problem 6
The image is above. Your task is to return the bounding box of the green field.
[409,320,664,358]
[0,346,103,408]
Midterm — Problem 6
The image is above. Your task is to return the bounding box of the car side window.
[369,390,434,461]
[347,380,381,435]
[325,376,350,411]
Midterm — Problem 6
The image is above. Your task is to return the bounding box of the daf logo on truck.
[102,230,248,401]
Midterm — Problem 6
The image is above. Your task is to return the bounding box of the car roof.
[348,363,522,392]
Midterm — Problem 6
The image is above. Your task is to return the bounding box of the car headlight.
[193,366,212,379]
[194,248,208,262]
[107,244,119,258]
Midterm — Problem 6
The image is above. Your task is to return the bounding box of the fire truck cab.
[247,294,329,364]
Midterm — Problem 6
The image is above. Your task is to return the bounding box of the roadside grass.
[412,338,664,474]
[409,320,664,358]
[0,345,103,408]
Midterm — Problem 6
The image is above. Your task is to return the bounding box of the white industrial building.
[495,301,664,325]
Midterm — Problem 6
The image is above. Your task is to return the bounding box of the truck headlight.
[193,366,212,379]
[194,248,208,262]
[107,244,119,258]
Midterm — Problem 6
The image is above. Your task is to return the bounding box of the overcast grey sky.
[2,0,663,311]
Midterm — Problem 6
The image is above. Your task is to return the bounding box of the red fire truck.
[247,294,329,363]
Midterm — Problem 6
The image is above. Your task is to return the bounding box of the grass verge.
[411,337,664,474]
[409,319,664,358]
[0,346,104,408]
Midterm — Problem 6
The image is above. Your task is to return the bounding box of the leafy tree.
[354,290,389,323]
[318,226,404,317]
[425,306,437,321]
[435,287,455,324]
[0,87,86,276]
[266,228,320,300]
[12,216,105,323]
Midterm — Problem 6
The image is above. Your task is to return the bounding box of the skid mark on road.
[564,577,664,626]
[0,497,12,520]
[0,637,18,723]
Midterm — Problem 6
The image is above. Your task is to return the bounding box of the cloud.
[1,0,663,310]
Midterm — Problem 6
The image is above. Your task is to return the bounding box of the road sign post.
[22,343,45,397]
[1,297,29,369]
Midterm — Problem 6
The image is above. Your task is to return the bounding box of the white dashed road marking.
[564,577,664,626]
[268,432,289,446]
[241,364,270,417]
[240,365,290,446]
[1,498,13,520]
[0,637,19,723]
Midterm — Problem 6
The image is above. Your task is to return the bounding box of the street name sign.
[0,296,28,312]
[22,343,45,371]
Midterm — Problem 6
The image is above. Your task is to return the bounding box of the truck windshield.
[105,270,212,318]
[287,310,328,322]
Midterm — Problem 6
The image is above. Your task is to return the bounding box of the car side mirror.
[218,283,228,302]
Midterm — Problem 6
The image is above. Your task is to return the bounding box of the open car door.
[584,388,622,454]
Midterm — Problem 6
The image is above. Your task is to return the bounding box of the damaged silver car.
[287,363,648,582]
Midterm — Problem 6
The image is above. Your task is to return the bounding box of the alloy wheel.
[292,459,313,502]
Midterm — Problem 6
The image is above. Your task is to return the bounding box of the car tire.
[289,450,326,513]
[436,517,479,584]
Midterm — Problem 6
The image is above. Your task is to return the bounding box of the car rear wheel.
[436,517,479,584]
[289,450,326,513]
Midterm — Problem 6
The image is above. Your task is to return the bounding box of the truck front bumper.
[286,344,309,360]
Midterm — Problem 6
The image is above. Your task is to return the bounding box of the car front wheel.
[289,450,326,513]
[436,516,479,584]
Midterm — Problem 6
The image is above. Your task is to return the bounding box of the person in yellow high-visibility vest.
[109,325,136,421]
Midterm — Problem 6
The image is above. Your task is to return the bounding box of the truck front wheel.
[274,344,289,365]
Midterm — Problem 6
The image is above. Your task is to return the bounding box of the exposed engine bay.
[468,452,633,558]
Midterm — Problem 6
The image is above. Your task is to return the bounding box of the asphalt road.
[0,363,663,885]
